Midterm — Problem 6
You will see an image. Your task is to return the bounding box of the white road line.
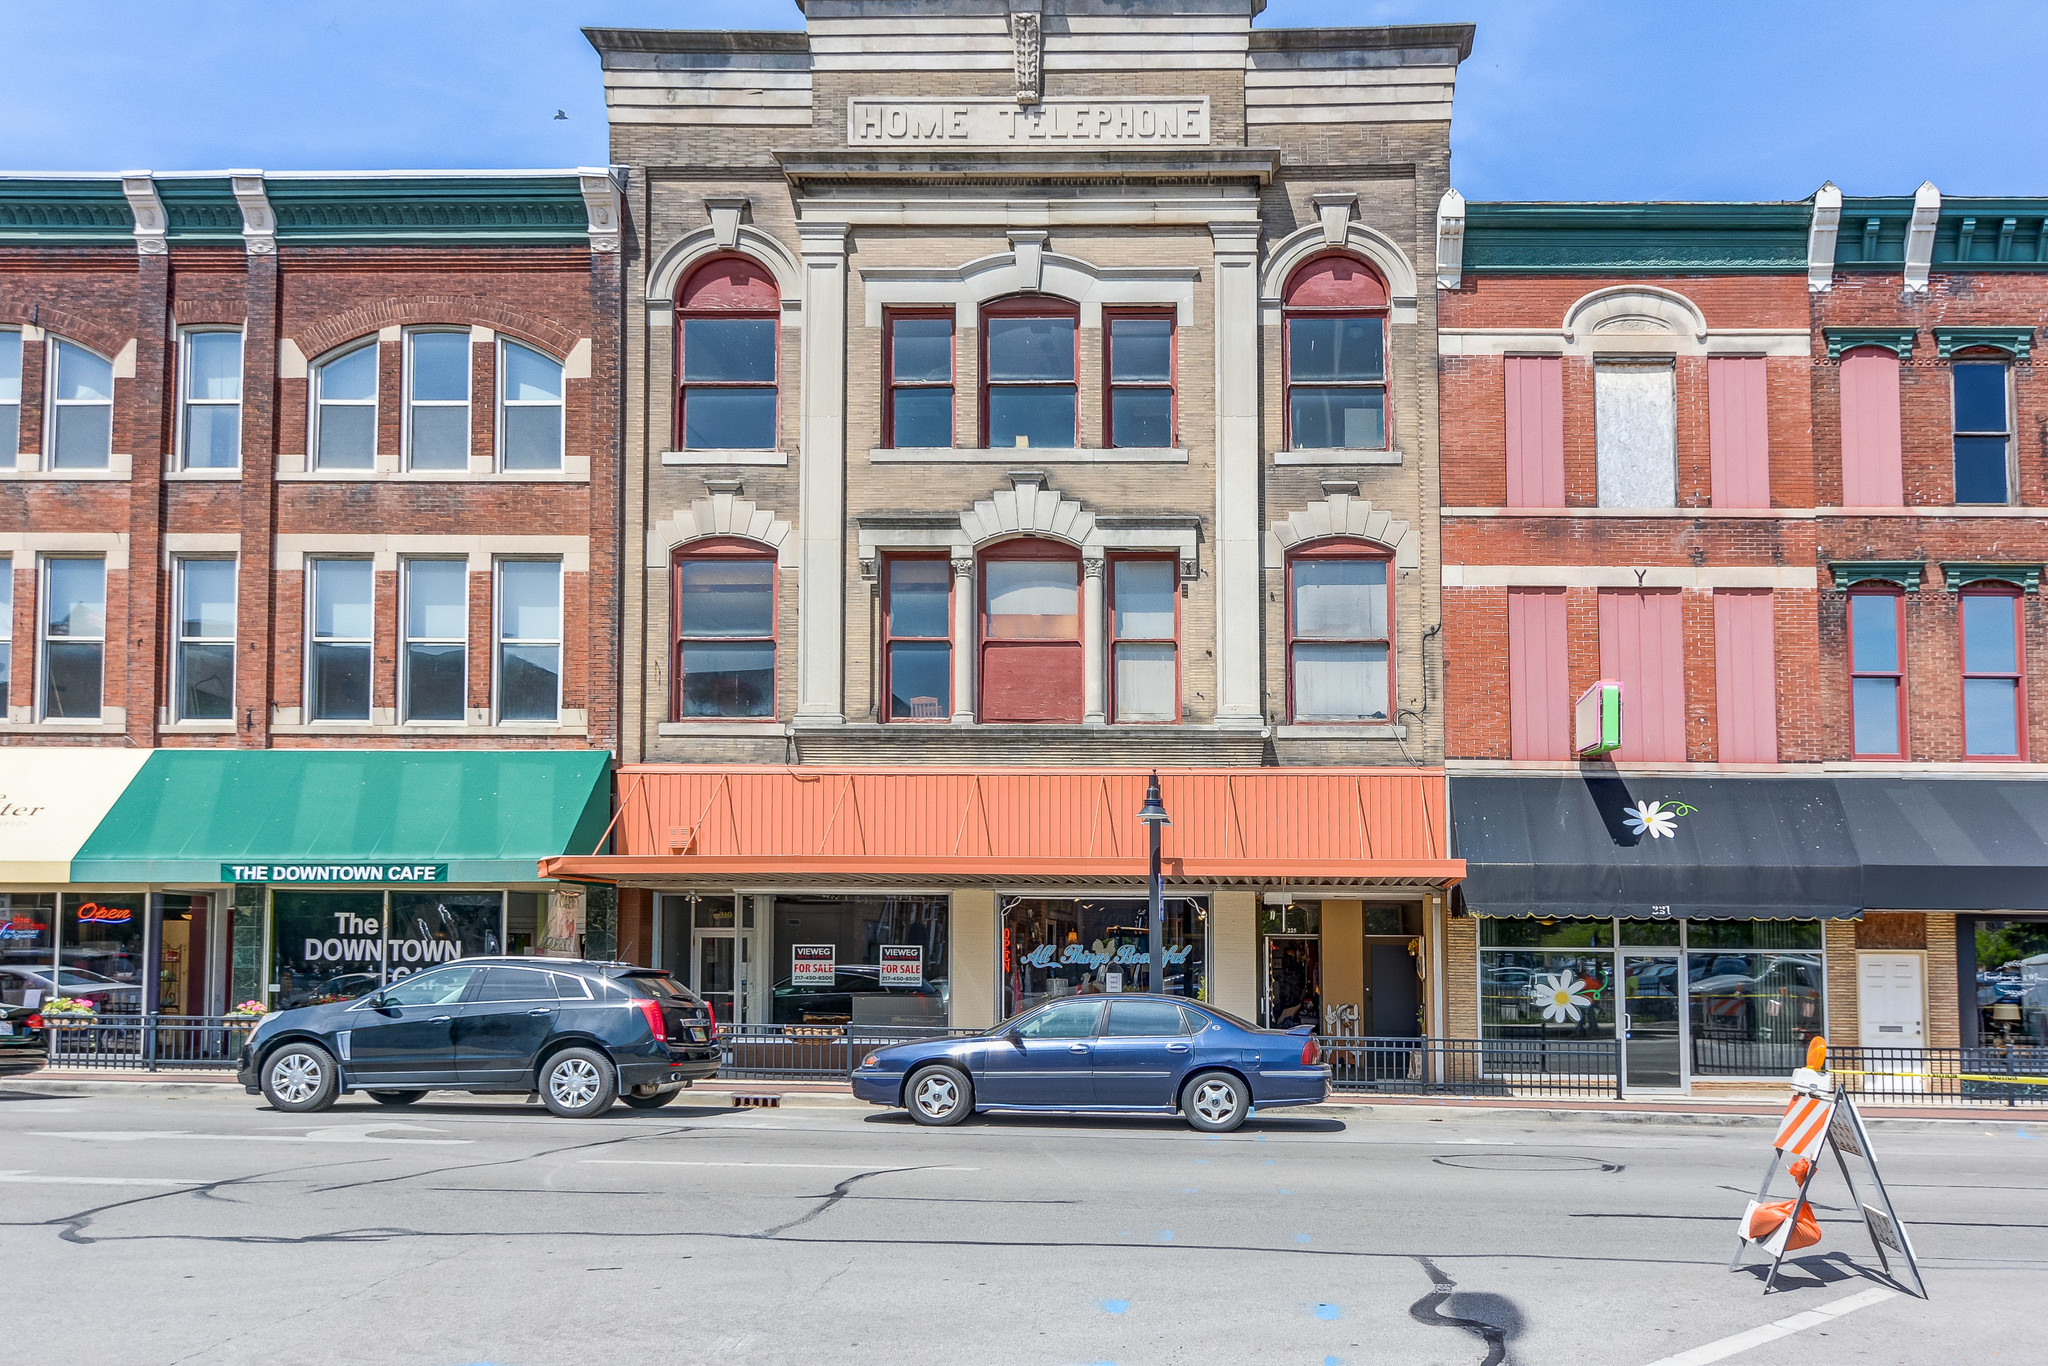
[1639,1287,1898,1366]
[0,1171,204,1187]
[582,1160,979,1171]
[32,1125,468,1146]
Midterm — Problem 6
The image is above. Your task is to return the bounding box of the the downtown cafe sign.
[6,749,613,887]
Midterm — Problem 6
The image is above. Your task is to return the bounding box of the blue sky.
[3,0,2043,201]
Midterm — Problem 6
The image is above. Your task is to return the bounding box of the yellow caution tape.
[1830,1067,2048,1087]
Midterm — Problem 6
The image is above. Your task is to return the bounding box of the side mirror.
[370,994,398,1014]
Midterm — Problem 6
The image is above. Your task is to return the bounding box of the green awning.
[71,750,613,884]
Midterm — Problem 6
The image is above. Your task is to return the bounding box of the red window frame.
[883,308,954,449]
[673,256,779,452]
[881,553,952,723]
[1847,586,1906,760]
[1281,253,1390,452]
[1960,584,2026,761]
[1107,553,1181,725]
[669,537,777,723]
[979,295,1079,449]
[1283,539,1394,725]
[978,537,1083,722]
[1102,308,1176,449]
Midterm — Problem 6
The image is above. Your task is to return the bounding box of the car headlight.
[861,1053,881,1069]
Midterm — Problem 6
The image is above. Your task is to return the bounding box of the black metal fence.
[717,1024,983,1080]
[1321,1035,1623,1099]
[1831,1044,2048,1107]
[43,1015,258,1071]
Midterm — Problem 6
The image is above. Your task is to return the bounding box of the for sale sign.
[878,945,923,987]
[792,945,836,986]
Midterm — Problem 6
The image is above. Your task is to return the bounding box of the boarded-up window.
[1595,362,1676,509]
[1507,587,1570,759]
[1505,356,1564,508]
[1839,348,1904,507]
[1598,588,1685,761]
[1708,357,1770,508]
[1714,589,1777,763]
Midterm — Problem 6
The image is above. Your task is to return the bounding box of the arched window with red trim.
[979,538,1081,722]
[1283,255,1389,452]
[672,537,776,719]
[1286,539,1392,723]
[677,257,779,451]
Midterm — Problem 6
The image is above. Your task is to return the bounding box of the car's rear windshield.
[618,971,698,1003]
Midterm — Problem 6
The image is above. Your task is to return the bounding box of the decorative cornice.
[1902,181,1940,297]
[120,174,168,255]
[1461,201,1809,275]
[1807,182,1841,292]
[229,172,276,255]
[578,168,622,254]
[1933,326,2033,361]
[1829,560,1925,592]
[1435,188,1466,290]
[1824,327,1916,361]
[264,176,590,245]
[1940,562,2043,593]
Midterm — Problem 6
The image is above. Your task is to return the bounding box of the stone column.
[1081,556,1107,725]
[231,884,264,1008]
[795,221,851,725]
[949,555,976,724]
[950,888,999,1028]
[1209,222,1264,728]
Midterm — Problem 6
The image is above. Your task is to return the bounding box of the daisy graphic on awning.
[1623,800,1680,839]
[1530,971,1591,1024]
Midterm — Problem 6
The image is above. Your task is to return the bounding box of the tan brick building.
[572,3,1472,1038]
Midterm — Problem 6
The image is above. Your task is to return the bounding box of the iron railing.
[717,1023,984,1080]
[43,1014,259,1071]
[1321,1035,1623,1099]
[1830,1044,2048,1107]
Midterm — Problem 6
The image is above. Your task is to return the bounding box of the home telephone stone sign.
[848,97,1210,147]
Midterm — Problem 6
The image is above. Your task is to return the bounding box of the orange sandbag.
[1746,1200,1823,1249]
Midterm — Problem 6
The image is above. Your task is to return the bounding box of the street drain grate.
[732,1094,782,1108]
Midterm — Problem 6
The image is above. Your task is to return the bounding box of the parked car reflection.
[772,966,946,1026]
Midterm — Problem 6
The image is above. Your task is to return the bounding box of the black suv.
[237,959,720,1118]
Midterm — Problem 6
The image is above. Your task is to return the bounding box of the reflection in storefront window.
[770,895,949,1026]
[0,892,56,968]
[269,890,505,1010]
[63,893,147,997]
[1480,951,1614,1039]
[1687,951,1823,1075]
[1001,896,1207,1018]
[1976,918,2048,1044]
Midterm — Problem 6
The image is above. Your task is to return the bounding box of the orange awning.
[540,766,1464,888]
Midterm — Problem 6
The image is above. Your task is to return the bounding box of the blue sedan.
[851,995,1330,1132]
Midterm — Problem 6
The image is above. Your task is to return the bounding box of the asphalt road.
[1,1085,2042,1366]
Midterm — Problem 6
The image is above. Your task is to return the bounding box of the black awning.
[1836,778,2048,911]
[1449,775,1863,920]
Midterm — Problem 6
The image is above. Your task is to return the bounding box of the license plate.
[0,1022,12,1036]
[688,1028,707,1042]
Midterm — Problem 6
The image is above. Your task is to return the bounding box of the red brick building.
[1436,190,2048,1091]
[1,171,625,1017]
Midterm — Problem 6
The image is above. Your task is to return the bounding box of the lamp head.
[1136,771,1170,826]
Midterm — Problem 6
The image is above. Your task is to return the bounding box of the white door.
[1858,953,1925,1094]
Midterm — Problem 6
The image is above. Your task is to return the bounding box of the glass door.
[1620,953,1684,1091]
[1263,935,1322,1030]
[693,929,737,1026]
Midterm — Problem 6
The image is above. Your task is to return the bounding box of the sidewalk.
[2,1065,2034,1127]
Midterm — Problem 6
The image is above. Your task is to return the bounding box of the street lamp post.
[1136,772,1171,994]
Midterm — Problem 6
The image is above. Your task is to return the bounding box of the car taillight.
[636,998,666,1042]
[26,1014,42,1030]
[1301,1036,1320,1066]
[705,999,720,1040]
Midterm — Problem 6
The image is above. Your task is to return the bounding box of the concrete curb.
[1,1073,2029,1129]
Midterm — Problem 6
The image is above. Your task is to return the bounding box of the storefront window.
[270,890,505,1010]
[1976,918,2048,1044]
[1476,917,1825,1081]
[771,895,949,1026]
[62,893,146,999]
[0,893,57,1003]
[1000,895,1207,1018]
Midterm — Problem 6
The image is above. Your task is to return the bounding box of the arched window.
[498,339,564,472]
[48,338,114,470]
[677,257,779,452]
[979,538,1081,722]
[981,296,1078,449]
[1286,540,1391,723]
[1283,255,1388,452]
[311,341,379,471]
[672,538,776,719]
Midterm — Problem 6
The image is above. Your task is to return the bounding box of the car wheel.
[620,1088,683,1110]
[261,1043,339,1114]
[905,1064,973,1126]
[367,1090,426,1107]
[1181,1071,1250,1133]
[540,1047,617,1118]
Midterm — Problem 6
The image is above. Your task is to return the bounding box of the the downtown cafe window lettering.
[267,888,541,1010]
[1479,916,1823,1077]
